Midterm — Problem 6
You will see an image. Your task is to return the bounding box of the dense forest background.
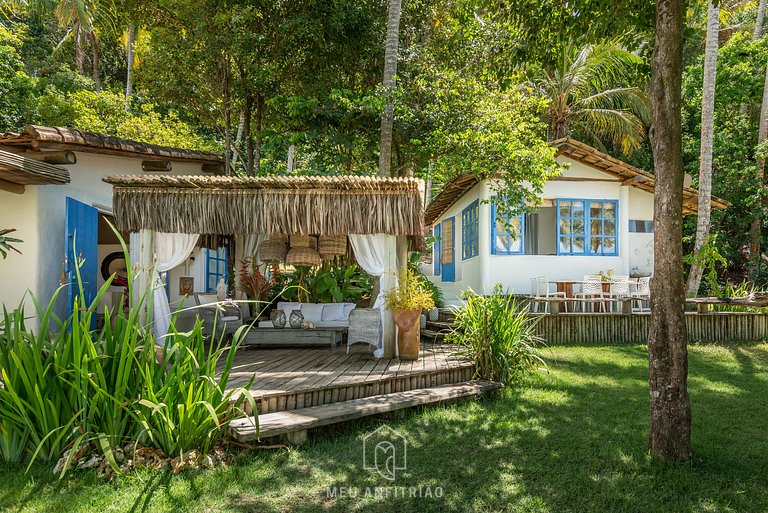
[2,0,768,288]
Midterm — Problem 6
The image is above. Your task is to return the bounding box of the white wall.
[0,188,41,314]
[628,187,654,276]
[427,156,657,304]
[0,151,212,319]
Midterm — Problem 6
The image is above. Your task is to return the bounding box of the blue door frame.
[65,197,98,328]
[441,217,455,282]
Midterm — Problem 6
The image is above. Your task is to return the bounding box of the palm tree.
[686,0,720,296]
[533,41,650,154]
[378,0,402,177]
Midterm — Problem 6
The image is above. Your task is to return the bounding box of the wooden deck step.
[420,328,446,342]
[229,379,502,442]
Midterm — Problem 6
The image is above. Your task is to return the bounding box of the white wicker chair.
[574,275,606,312]
[529,277,566,313]
[347,308,382,353]
[632,276,651,312]
[605,275,631,312]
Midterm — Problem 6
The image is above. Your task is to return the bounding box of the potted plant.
[383,270,435,360]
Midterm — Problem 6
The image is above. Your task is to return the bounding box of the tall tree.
[755,0,767,40]
[647,0,692,461]
[686,0,720,296]
[533,41,650,153]
[378,0,402,177]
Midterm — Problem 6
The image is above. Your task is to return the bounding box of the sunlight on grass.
[0,343,766,512]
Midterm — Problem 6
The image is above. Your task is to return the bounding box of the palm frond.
[574,108,647,153]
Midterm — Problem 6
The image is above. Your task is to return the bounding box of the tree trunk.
[686,0,719,296]
[243,90,254,175]
[222,55,231,176]
[647,0,692,462]
[89,30,100,91]
[378,0,403,178]
[75,26,86,75]
[755,0,767,40]
[750,59,768,278]
[125,24,136,108]
[254,92,264,176]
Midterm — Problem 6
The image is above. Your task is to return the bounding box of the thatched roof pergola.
[103,174,425,248]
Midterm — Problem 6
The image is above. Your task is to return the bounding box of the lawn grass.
[1,343,766,513]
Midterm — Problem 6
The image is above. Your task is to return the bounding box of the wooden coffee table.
[243,327,344,348]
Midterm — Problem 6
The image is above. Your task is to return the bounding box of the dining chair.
[606,275,630,312]
[632,276,651,312]
[574,275,606,312]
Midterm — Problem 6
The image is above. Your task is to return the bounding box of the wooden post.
[134,229,156,329]
[381,235,398,359]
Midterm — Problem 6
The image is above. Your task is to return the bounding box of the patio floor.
[221,343,474,414]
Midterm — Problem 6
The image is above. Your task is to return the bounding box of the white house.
[0,125,226,322]
[422,138,729,304]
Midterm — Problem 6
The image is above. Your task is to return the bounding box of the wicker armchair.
[347,307,382,353]
[193,293,243,340]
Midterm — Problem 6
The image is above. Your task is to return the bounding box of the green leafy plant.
[278,263,371,304]
[383,269,435,312]
[448,284,545,384]
[0,228,22,259]
[0,231,256,475]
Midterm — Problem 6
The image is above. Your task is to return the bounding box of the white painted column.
[381,234,398,359]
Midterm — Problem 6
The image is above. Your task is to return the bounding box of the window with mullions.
[205,247,228,292]
[557,199,618,256]
[461,200,479,260]
[491,201,524,254]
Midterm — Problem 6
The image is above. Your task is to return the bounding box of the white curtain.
[349,234,394,358]
[243,234,265,264]
[130,232,199,343]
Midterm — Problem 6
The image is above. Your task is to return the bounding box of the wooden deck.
[221,343,474,414]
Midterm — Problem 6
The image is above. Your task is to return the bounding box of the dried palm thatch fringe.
[110,182,425,250]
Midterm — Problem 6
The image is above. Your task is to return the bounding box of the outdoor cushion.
[220,315,240,322]
[277,301,301,319]
[341,303,356,320]
[322,303,346,321]
[301,303,325,322]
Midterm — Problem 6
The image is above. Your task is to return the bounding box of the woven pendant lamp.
[285,246,322,267]
[259,237,288,263]
[289,235,315,248]
[318,235,347,260]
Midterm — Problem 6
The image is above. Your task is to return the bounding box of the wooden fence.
[532,312,768,344]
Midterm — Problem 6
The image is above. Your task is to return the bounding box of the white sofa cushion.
[301,303,325,322]
[277,301,301,319]
[322,303,345,321]
[342,303,356,320]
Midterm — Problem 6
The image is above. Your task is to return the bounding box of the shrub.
[447,284,545,384]
[0,240,256,474]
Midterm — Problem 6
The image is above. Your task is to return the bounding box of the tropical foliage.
[448,284,545,384]
[530,40,650,153]
[0,247,255,474]
[383,269,435,312]
[0,228,22,259]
